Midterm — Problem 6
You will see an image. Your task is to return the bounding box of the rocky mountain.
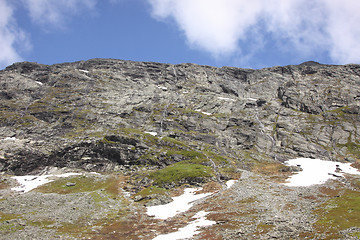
[0,59,360,239]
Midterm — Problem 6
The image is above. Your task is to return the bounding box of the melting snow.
[157,86,167,90]
[11,173,82,193]
[147,188,212,220]
[226,180,238,189]
[218,97,235,101]
[4,137,17,141]
[284,158,360,187]
[195,109,212,116]
[145,131,158,136]
[148,180,237,239]
[152,211,216,240]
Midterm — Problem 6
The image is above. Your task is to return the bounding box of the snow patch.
[4,137,17,141]
[35,81,43,85]
[157,86,167,90]
[145,131,158,136]
[284,158,360,187]
[246,97,257,101]
[152,211,215,240]
[218,97,235,101]
[226,180,238,189]
[195,109,212,116]
[11,173,82,193]
[147,188,212,220]
[78,69,89,73]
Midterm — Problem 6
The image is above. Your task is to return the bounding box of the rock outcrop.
[0,59,359,177]
[1,59,360,240]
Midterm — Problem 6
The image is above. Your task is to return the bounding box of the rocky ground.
[1,166,360,239]
[0,59,360,239]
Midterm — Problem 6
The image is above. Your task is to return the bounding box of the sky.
[1,0,360,70]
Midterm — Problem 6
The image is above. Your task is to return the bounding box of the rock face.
[0,59,359,176]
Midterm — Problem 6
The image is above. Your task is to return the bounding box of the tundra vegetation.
[0,59,360,239]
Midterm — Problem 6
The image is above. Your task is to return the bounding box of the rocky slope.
[0,59,360,239]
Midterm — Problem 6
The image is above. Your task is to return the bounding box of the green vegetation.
[203,150,229,165]
[149,162,213,187]
[161,136,188,148]
[0,212,24,233]
[166,150,205,160]
[255,223,275,235]
[337,141,360,159]
[134,186,167,198]
[0,212,21,222]
[314,190,360,239]
[35,175,120,198]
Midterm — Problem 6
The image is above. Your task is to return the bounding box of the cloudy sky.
[1,0,359,69]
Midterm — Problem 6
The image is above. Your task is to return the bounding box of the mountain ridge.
[0,58,360,239]
[1,58,359,176]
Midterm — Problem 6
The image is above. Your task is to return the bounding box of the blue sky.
[1,0,359,70]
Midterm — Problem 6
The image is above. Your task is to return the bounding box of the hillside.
[0,59,360,239]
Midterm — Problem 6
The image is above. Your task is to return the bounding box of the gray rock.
[0,59,359,176]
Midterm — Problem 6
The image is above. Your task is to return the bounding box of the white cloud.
[0,0,28,69]
[22,0,97,27]
[148,0,264,58]
[321,0,360,63]
[0,0,97,69]
[147,0,360,64]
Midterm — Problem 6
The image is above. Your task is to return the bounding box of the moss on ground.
[166,150,206,161]
[0,212,21,222]
[134,186,167,198]
[161,136,188,148]
[35,175,121,198]
[337,141,360,159]
[149,162,213,187]
[314,190,360,239]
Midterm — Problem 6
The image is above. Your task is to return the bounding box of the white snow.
[284,158,360,187]
[202,112,212,116]
[226,180,238,189]
[35,81,43,85]
[152,211,216,240]
[147,188,212,220]
[11,173,81,193]
[157,86,167,90]
[78,69,89,73]
[218,97,235,101]
[195,109,212,116]
[148,181,237,239]
[246,98,257,101]
[145,131,158,136]
[4,137,17,141]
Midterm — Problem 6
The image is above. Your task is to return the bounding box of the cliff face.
[1,59,359,176]
[1,59,360,239]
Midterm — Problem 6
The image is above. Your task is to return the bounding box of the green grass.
[134,186,167,198]
[161,136,188,148]
[149,162,213,187]
[338,141,360,158]
[35,175,121,198]
[166,150,206,160]
[314,190,360,238]
[0,212,24,233]
[0,212,21,222]
[203,150,229,165]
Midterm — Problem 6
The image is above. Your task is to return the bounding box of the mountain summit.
[0,59,359,239]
